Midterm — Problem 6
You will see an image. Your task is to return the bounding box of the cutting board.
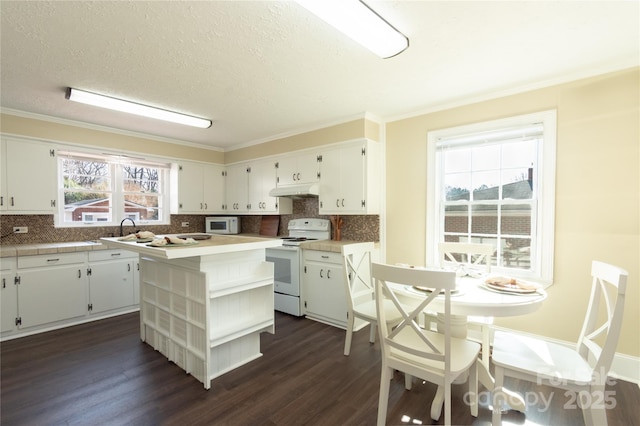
[259,216,280,237]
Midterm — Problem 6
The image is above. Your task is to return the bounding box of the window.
[426,110,556,284]
[57,151,170,227]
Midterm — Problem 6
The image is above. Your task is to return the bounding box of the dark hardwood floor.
[1,312,638,426]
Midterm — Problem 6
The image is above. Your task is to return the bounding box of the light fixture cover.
[296,0,408,58]
[65,88,212,129]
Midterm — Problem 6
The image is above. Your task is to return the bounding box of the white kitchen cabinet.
[225,163,249,213]
[248,159,292,214]
[175,161,226,214]
[226,160,291,215]
[88,250,138,314]
[0,137,57,213]
[319,139,381,215]
[15,253,87,329]
[302,250,348,328]
[276,151,320,186]
[1,258,17,333]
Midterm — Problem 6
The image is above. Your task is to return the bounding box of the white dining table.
[389,275,547,419]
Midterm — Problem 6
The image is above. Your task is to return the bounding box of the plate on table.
[482,277,540,294]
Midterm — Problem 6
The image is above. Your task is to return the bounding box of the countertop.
[0,236,376,258]
[100,234,283,260]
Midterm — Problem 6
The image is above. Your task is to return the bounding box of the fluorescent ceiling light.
[66,88,212,129]
[296,0,408,58]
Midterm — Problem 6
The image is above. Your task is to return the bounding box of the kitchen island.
[101,234,282,389]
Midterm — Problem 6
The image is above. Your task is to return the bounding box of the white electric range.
[265,218,331,316]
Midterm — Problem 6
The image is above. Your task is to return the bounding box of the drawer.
[89,249,138,262]
[303,250,342,264]
[18,252,86,268]
[1,257,17,270]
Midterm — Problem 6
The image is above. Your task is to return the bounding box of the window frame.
[56,150,171,228]
[426,110,557,285]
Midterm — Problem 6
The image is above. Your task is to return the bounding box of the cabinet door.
[1,270,17,333]
[203,164,226,213]
[337,143,365,211]
[2,137,56,212]
[303,262,348,327]
[17,266,87,328]
[0,140,7,211]
[225,163,249,212]
[277,152,319,186]
[318,148,342,213]
[249,160,277,212]
[177,162,204,213]
[89,259,135,314]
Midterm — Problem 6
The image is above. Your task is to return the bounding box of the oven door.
[266,246,300,296]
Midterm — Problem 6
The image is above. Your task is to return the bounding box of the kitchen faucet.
[120,218,137,237]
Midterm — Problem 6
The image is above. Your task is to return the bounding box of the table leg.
[430,314,526,420]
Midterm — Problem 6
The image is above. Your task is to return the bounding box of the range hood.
[268,183,319,198]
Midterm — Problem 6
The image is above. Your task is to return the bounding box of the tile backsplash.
[0,199,379,245]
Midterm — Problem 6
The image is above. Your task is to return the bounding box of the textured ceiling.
[1,1,638,151]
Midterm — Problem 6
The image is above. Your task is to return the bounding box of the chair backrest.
[372,262,457,370]
[438,242,493,274]
[577,260,628,380]
[341,242,376,311]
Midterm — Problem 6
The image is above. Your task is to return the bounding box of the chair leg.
[404,373,412,390]
[580,387,608,426]
[369,323,377,344]
[431,386,444,421]
[343,314,355,356]
[377,365,392,426]
[481,324,490,369]
[469,360,478,417]
[444,382,451,426]
[492,366,505,426]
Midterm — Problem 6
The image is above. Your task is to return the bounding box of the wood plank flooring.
[2,312,638,425]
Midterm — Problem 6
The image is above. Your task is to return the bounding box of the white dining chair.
[372,262,480,426]
[341,242,403,356]
[437,242,494,367]
[492,260,628,426]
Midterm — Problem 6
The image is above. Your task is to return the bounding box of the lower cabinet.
[1,258,17,333]
[15,253,87,329]
[88,250,137,314]
[302,250,348,329]
[1,249,139,340]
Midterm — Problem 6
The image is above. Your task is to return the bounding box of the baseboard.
[483,326,640,385]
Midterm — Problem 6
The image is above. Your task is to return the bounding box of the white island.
[101,234,282,389]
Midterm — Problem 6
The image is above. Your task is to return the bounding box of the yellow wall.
[0,113,225,164]
[224,118,380,163]
[385,67,639,357]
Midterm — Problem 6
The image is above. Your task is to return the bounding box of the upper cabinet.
[0,137,57,214]
[276,152,320,186]
[318,139,381,215]
[174,161,226,214]
[226,160,292,215]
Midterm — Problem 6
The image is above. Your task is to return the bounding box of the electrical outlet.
[13,227,28,234]
[181,222,189,228]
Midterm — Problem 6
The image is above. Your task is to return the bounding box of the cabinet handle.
[2,277,5,288]
[47,258,60,262]
[320,268,324,278]
[78,269,81,278]
[321,255,329,259]
[127,264,131,272]
[336,199,340,207]
[341,199,345,207]
[296,172,301,181]
[0,196,3,206]
[292,173,296,181]
[111,252,121,256]
[327,269,331,279]
[200,203,203,210]
[11,196,15,206]
[204,203,208,210]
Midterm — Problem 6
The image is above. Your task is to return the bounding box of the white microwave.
[205,216,240,234]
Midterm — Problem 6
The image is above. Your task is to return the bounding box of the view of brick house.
[64,198,154,222]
